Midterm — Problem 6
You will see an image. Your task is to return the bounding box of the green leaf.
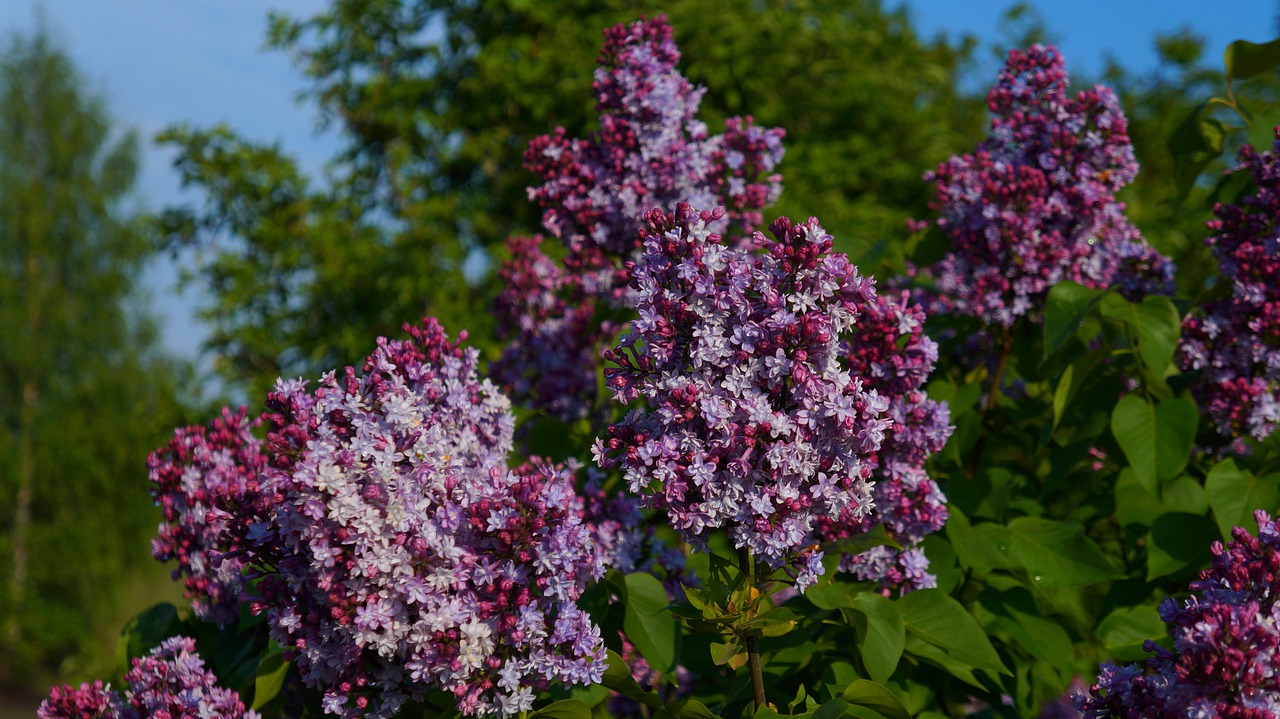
[1225,37,1280,81]
[903,634,983,689]
[897,589,1007,674]
[1111,395,1198,496]
[842,680,911,719]
[535,700,592,719]
[659,700,719,719]
[601,649,664,710]
[252,645,290,710]
[1099,293,1182,376]
[1205,458,1280,538]
[1169,102,1229,199]
[1008,517,1122,587]
[1116,470,1207,528]
[1044,281,1102,359]
[116,603,179,677]
[1096,605,1166,662]
[623,572,679,674]
[852,593,905,683]
[1147,512,1221,580]
[948,510,1016,573]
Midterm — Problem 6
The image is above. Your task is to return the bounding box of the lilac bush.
[495,16,785,421]
[910,44,1172,328]
[39,637,258,719]
[147,407,267,626]
[215,319,607,718]
[594,204,894,590]
[1179,130,1280,443]
[1077,511,1280,718]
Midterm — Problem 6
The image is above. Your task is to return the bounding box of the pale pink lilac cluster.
[231,319,604,718]
[594,204,891,591]
[1179,130,1280,442]
[1077,510,1280,718]
[495,16,785,421]
[147,407,266,625]
[38,637,258,719]
[815,292,952,594]
[911,44,1172,328]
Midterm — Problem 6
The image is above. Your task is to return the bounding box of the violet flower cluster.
[151,320,607,719]
[147,407,267,626]
[1077,510,1280,718]
[911,44,1172,328]
[594,204,893,591]
[495,16,785,421]
[1179,129,1280,443]
[816,291,953,594]
[39,637,258,719]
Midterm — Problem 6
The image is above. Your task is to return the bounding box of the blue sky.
[1,0,1275,371]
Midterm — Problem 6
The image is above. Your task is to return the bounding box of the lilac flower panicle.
[147,407,267,625]
[816,291,953,594]
[595,203,899,591]
[1179,128,1280,443]
[1077,510,1280,718]
[236,318,604,718]
[38,637,258,719]
[912,44,1173,327]
[496,16,785,421]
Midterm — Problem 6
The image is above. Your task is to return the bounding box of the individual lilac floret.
[240,319,605,718]
[911,45,1172,327]
[1076,510,1280,718]
[1179,129,1280,443]
[39,637,259,719]
[594,204,891,591]
[815,292,953,594]
[498,16,785,422]
[147,407,266,625]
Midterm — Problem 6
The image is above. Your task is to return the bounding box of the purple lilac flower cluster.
[1077,510,1280,718]
[495,16,785,421]
[911,44,1172,328]
[1179,130,1280,443]
[594,204,892,591]
[815,292,953,594]
[147,407,267,625]
[216,319,606,718]
[39,637,258,719]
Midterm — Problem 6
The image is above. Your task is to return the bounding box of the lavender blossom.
[236,319,605,718]
[39,637,258,719]
[1077,510,1280,718]
[496,16,785,421]
[1179,129,1280,443]
[594,204,893,591]
[147,407,266,625]
[911,44,1172,328]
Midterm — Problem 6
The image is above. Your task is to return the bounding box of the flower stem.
[739,546,767,710]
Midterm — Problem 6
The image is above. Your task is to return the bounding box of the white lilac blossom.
[1179,129,1280,444]
[495,16,786,422]
[236,319,605,718]
[910,44,1172,328]
[147,407,267,625]
[38,637,259,719]
[1077,511,1280,718]
[594,204,892,591]
[816,291,953,594]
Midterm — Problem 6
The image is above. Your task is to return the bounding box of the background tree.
[0,25,191,686]
[158,0,985,399]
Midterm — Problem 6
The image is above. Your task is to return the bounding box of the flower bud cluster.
[39,637,258,719]
[147,407,266,625]
[816,292,953,594]
[1179,130,1280,442]
[497,16,785,421]
[1077,510,1280,718]
[594,204,891,590]
[233,319,606,718]
[912,45,1172,327]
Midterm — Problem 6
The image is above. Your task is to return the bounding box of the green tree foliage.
[158,0,984,398]
[0,26,190,685]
